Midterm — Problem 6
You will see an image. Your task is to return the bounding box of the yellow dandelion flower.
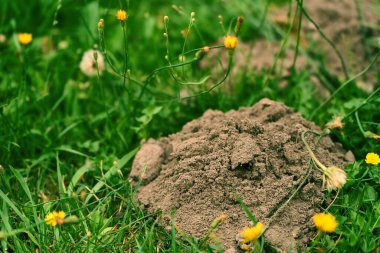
[365,152,380,165]
[224,35,238,49]
[240,222,264,243]
[18,33,32,45]
[45,211,66,227]
[116,9,128,22]
[312,213,338,233]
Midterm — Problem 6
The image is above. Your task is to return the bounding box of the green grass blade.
[10,168,39,225]
[84,146,139,204]
[0,189,29,224]
[237,197,257,224]
[67,165,90,195]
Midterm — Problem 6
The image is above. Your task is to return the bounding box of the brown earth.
[130,98,353,252]
[201,0,379,94]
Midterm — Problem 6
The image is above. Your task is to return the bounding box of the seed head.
[324,166,346,191]
[98,19,104,31]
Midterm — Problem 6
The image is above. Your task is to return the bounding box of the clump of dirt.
[130,99,351,252]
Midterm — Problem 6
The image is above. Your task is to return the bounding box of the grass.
[0,0,380,252]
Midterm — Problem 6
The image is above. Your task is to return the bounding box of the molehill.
[130,98,351,252]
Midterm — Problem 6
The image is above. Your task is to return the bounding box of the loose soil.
[130,99,352,252]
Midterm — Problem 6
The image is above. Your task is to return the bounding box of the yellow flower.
[365,152,380,165]
[45,211,66,227]
[324,166,346,191]
[18,33,32,45]
[240,222,264,243]
[116,9,128,22]
[224,35,238,49]
[312,213,338,233]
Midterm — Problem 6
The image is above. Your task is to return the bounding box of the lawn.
[0,0,379,252]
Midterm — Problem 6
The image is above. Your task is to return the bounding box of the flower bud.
[234,16,244,36]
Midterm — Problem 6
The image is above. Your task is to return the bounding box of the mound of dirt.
[130,99,351,252]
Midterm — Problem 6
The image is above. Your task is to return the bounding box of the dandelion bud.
[195,46,210,60]
[210,214,228,229]
[80,190,87,200]
[364,131,380,140]
[98,18,104,32]
[64,215,79,224]
[163,32,168,38]
[164,15,169,23]
[234,16,244,36]
[324,166,346,191]
[98,19,104,31]
[191,12,195,18]
[178,54,185,62]
[0,34,6,44]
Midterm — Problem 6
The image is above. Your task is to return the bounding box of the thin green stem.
[291,0,302,70]
[355,111,366,136]
[269,0,297,76]
[295,0,349,80]
[343,85,380,120]
[311,50,380,119]
[122,24,129,92]
[301,130,327,171]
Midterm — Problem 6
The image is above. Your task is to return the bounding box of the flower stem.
[301,130,327,171]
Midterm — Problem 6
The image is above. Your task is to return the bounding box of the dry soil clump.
[130,99,351,252]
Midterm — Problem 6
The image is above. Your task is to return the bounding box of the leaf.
[67,165,91,195]
[237,197,257,224]
[364,131,380,140]
[363,184,377,202]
